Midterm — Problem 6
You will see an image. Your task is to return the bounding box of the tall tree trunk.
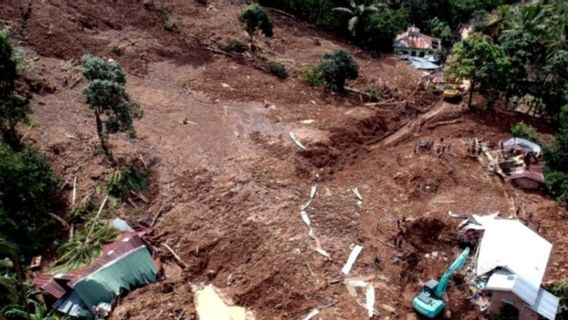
[95,111,116,166]
[1,125,21,150]
[467,82,475,109]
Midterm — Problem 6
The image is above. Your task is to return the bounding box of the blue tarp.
[409,57,440,70]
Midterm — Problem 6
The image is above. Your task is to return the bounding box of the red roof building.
[394,26,441,56]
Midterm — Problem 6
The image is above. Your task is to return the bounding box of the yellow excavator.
[442,85,462,103]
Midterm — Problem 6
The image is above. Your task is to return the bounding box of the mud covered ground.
[2,0,567,319]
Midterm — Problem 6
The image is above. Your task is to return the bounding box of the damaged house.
[34,231,159,318]
[461,215,559,320]
[393,26,441,58]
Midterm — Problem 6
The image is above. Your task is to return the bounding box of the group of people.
[415,137,452,157]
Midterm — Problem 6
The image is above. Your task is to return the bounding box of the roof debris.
[341,244,363,275]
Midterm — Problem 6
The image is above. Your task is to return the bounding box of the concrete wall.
[488,290,541,320]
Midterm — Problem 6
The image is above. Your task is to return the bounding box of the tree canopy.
[0,143,59,259]
[0,28,30,148]
[444,32,510,108]
[240,4,273,43]
[81,55,142,166]
[317,49,359,92]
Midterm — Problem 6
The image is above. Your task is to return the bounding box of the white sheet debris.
[302,308,320,320]
[289,131,307,150]
[309,185,318,199]
[345,279,368,288]
[351,187,363,201]
[314,247,331,259]
[365,285,376,318]
[341,245,363,275]
[300,210,315,238]
[300,199,313,211]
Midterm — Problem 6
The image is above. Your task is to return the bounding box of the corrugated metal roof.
[504,137,542,154]
[67,232,146,287]
[532,287,560,320]
[510,167,545,183]
[487,270,559,320]
[34,232,149,296]
[33,273,67,299]
[475,218,552,300]
[394,26,440,50]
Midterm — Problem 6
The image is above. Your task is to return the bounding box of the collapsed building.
[474,137,545,190]
[460,214,559,320]
[33,228,159,319]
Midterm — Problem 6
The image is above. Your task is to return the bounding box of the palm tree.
[483,5,513,41]
[333,1,385,36]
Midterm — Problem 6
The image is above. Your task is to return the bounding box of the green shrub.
[544,128,568,203]
[164,20,176,32]
[240,3,273,46]
[365,87,382,102]
[299,66,323,87]
[511,121,539,143]
[107,165,148,199]
[0,143,59,259]
[268,62,288,79]
[224,39,248,53]
[317,49,359,92]
[548,281,568,319]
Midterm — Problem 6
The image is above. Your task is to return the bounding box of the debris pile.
[471,137,545,189]
[459,214,560,320]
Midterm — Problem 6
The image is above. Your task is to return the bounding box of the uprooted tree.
[239,3,273,51]
[0,28,31,149]
[318,49,359,92]
[81,55,142,166]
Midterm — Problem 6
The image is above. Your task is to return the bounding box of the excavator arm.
[434,247,471,298]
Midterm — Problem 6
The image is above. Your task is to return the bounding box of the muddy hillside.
[1,0,567,319]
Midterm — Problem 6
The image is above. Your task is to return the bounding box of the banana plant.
[333,0,385,36]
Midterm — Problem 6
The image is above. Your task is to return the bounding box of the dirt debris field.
[2,0,567,319]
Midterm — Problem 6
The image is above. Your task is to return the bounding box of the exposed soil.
[2,1,567,319]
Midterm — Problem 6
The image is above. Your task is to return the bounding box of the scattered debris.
[351,187,363,207]
[365,285,376,318]
[163,243,188,269]
[309,185,318,199]
[302,308,320,320]
[314,246,331,260]
[289,131,307,150]
[341,245,363,275]
[300,210,315,238]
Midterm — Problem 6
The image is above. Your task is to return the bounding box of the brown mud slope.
[2,1,567,319]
